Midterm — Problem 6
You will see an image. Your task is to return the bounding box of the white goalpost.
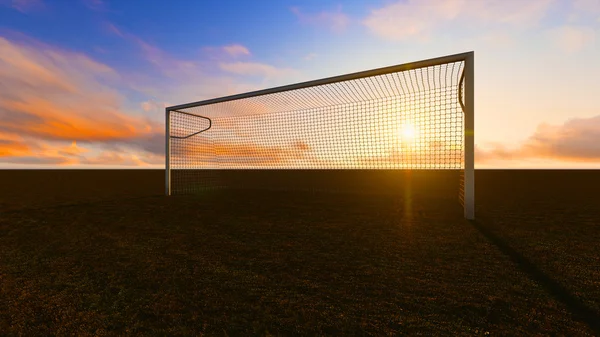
[165,51,475,219]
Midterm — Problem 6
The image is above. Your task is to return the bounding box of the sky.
[0,0,599,169]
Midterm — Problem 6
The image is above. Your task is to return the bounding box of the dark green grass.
[0,187,595,336]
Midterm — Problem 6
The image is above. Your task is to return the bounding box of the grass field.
[0,169,599,336]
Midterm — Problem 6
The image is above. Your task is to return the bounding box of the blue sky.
[1,0,599,168]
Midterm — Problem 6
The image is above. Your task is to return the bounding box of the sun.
[400,123,417,141]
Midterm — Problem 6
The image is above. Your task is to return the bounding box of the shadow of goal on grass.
[469,219,600,335]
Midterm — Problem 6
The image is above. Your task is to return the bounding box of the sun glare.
[401,123,417,141]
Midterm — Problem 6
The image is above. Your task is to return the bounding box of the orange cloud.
[477,115,600,164]
[171,113,600,169]
[1,28,305,168]
[0,135,164,167]
[170,137,312,168]
[170,134,466,169]
[0,139,31,157]
[81,150,162,167]
[42,140,88,158]
[0,98,147,141]
[521,116,600,160]
[0,137,83,165]
[2,23,369,169]
[214,141,310,165]
[0,35,164,167]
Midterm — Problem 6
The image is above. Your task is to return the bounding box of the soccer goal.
[166,51,474,219]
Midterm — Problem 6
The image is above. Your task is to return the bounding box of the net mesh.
[169,61,465,195]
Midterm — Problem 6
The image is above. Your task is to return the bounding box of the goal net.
[166,52,474,219]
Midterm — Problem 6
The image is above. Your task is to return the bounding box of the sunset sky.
[1,0,599,169]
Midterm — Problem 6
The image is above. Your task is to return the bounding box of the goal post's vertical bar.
[165,108,171,196]
[464,52,475,219]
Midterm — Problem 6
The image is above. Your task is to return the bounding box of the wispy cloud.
[218,61,299,79]
[104,22,124,37]
[103,22,198,78]
[363,0,463,42]
[547,25,596,53]
[82,0,107,12]
[572,0,600,12]
[291,6,350,33]
[304,52,317,61]
[1,0,44,13]
[479,0,555,26]
[81,149,163,166]
[569,0,600,21]
[104,23,302,99]
[171,138,313,168]
[223,44,250,57]
[0,155,71,165]
[363,0,555,41]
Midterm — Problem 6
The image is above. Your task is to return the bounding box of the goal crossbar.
[167,52,472,111]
